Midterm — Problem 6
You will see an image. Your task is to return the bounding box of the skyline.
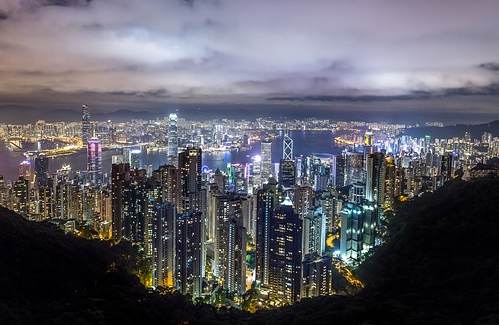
[1,0,499,119]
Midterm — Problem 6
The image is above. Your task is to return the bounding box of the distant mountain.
[404,120,499,139]
[0,107,164,123]
[2,178,499,324]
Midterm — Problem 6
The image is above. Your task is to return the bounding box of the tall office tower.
[349,182,365,204]
[13,177,29,216]
[333,153,346,188]
[344,152,365,186]
[125,169,147,242]
[0,175,7,207]
[365,152,386,245]
[175,211,204,298]
[255,178,278,286]
[440,153,453,184]
[268,197,303,304]
[19,160,32,183]
[54,179,70,219]
[318,187,340,233]
[282,131,293,161]
[179,147,202,213]
[301,253,332,298]
[248,155,261,192]
[340,202,363,262]
[213,168,227,194]
[38,178,54,219]
[130,149,142,170]
[81,104,91,144]
[150,202,176,288]
[293,185,315,220]
[214,194,247,294]
[364,129,374,156]
[383,156,396,211]
[365,152,386,205]
[261,140,272,181]
[87,137,102,186]
[361,201,376,251]
[34,155,49,188]
[364,130,374,147]
[156,165,179,207]
[111,163,130,240]
[311,157,332,191]
[167,113,179,167]
[303,206,326,256]
[279,159,296,188]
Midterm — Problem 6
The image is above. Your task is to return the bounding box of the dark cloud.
[267,83,499,103]
[478,62,499,72]
[0,0,498,113]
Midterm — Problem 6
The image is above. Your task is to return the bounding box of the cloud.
[0,0,498,113]
[478,62,499,72]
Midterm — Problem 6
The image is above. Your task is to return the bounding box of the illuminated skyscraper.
[279,159,296,188]
[282,131,293,160]
[179,147,202,213]
[340,202,363,262]
[175,211,204,298]
[303,206,326,257]
[214,194,247,294]
[255,178,277,286]
[301,254,332,298]
[87,137,102,186]
[34,155,49,188]
[261,140,272,181]
[344,151,365,186]
[111,163,148,241]
[150,202,176,288]
[268,197,302,304]
[81,104,91,144]
[13,177,29,216]
[167,113,178,167]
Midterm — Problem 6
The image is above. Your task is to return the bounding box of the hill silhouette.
[404,120,499,139]
[1,178,499,324]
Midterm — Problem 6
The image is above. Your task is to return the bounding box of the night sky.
[1,0,499,120]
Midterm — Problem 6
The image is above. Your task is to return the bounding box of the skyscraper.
[150,202,176,288]
[261,140,272,181]
[111,163,129,240]
[268,197,302,304]
[167,113,179,167]
[340,202,363,262]
[278,159,296,188]
[13,177,29,216]
[87,137,102,186]
[303,206,326,257]
[179,147,202,213]
[81,104,91,144]
[282,131,293,161]
[175,211,204,298]
[34,155,49,188]
[255,178,277,287]
[301,254,332,298]
[214,194,247,294]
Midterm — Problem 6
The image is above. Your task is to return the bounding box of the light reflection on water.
[0,131,339,182]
